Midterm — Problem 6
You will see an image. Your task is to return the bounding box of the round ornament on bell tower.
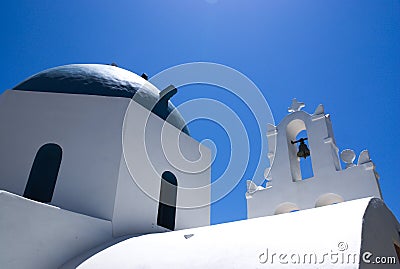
[246,99,382,218]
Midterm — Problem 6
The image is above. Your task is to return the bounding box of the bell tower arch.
[246,99,382,218]
[286,119,314,181]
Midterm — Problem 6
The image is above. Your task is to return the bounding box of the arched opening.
[24,143,62,203]
[157,171,177,230]
[286,119,314,181]
[315,193,344,207]
[274,202,300,215]
[295,130,314,179]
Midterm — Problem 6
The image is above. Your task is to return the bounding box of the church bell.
[291,137,310,159]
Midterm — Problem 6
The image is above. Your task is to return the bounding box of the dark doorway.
[157,171,177,230]
[24,143,62,203]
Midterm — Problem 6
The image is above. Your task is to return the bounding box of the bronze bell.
[291,137,311,159]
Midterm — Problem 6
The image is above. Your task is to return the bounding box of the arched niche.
[274,202,300,215]
[315,193,344,207]
[24,143,62,203]
[157,171,178,230]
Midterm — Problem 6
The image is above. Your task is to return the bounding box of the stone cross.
[288,98,305,113]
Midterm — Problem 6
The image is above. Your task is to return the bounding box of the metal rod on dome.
[141,73,148,80]
[159,85,177,100]
[151,85,178,121]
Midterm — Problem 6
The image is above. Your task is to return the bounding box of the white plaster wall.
[247,109,381,218]
[0,191,112,269]
[76,198,378,269]
[0,89,211,241]
[112,100,211,236]
[248,164,382,218]
[0,90,129,220]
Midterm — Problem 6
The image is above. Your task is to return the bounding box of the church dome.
[13,64,189,135]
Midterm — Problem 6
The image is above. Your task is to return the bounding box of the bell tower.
[246,99,382,218]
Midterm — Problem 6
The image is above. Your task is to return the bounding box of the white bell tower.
[246,99,382,218]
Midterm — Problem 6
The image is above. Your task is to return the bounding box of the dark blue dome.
[13,64,189,135]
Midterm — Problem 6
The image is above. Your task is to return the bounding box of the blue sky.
[0,0,399,224]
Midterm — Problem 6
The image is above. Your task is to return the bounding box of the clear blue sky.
[0,0,399,224]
